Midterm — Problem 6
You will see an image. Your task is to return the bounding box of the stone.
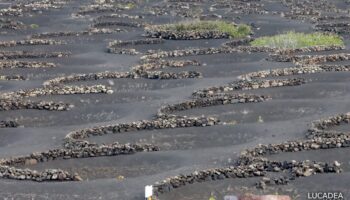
[334,161,341,167]
[303,169,314,177]
[24,159,37,165]
[74,174,83,181]
[51,174,58,180]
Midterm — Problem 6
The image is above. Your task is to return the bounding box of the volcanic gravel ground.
[0,0,350,200]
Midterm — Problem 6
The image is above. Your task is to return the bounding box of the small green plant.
[158,20,251,38]
[250,31,344,48]
[30,24,39,29]
[208,192,216,200]
[125,2,135,9]
[258,116,264,123]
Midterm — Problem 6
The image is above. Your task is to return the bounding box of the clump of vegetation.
[160,20,251,38]
[29,24,39,29]
[123,2,136,9]
[250,31,344,48]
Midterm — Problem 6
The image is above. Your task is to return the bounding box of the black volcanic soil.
[0,0,350,200]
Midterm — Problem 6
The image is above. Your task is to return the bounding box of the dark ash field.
[0,0,350,199]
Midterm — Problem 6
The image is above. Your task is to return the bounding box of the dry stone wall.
[0,61,56,69]
[0,51,70,60]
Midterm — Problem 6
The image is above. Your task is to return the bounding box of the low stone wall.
[0,144,159,167]
[152,160,341,195]
[92,21,144,28]
[94,14,143,21]
[269,50,346,63]
[133,60,200,72]
[0,39,65,47]
[64,115,219,142]
[241,136,350,159]
[30,28,124,39]
[316,22,350,28]
[213,0,266,15]
[145,29,230,40]
[0,19,25,30]
[43,70,201,86]
[107,38,164,55]
[43,72,132,86]
[295,53,350,65]
[239,64,350,79]
[142,47,238,60]
[109,39,164,48]
[239,45,344,54]
[193,78,305,97]
[282,11,320,21]
[0,51,70,60]
[139,70,202,79]
[315,22,350,34]
[307,113,350,138]
[143,2,203,18]
[0,100,71,111]
[0,120,19,128]
[141,45,344,60]
[159,94,270,114]
[109,48,140,55]
[0,0,67,17]
[314,16,350,22]
[0,165,78,182]
[0,61,56,69]
[221,38,254,48]
[76,4,127,16]
[1,85,113,100]
[238,113,350,162]
[0,75,26,81]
